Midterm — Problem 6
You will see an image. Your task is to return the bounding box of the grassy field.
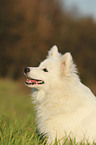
[0,79,46,145]
[0,79,94,145]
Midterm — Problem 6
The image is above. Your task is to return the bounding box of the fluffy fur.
[24,46,96,144]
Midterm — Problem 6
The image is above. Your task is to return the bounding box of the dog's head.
[24,45,78,91]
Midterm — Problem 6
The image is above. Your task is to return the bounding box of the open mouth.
[25,78,44,86]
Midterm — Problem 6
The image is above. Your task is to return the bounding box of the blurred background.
[0,0,96,101]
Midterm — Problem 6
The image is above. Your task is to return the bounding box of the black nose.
[24,67,30,74]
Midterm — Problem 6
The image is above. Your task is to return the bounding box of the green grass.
[0,79,46,145]
[0,79,94,145]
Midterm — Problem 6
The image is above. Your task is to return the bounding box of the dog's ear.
[47,45,60,58]
[61,52,77,75]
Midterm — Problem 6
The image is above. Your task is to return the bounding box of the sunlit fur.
[26,46,96,144]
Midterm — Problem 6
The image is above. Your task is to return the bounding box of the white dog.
[24,46,96,144]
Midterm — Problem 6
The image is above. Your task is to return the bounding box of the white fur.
[26,46,96,144]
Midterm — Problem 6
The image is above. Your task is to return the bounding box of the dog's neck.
[32,88,45,103]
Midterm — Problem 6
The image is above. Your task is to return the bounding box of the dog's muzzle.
[24,67,45,86]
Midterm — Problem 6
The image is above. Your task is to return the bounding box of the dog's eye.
[43,68,48,72]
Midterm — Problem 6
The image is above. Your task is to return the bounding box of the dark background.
[0,0,96,94]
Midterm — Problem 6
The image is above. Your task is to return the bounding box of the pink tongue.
[26,79,36,83]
